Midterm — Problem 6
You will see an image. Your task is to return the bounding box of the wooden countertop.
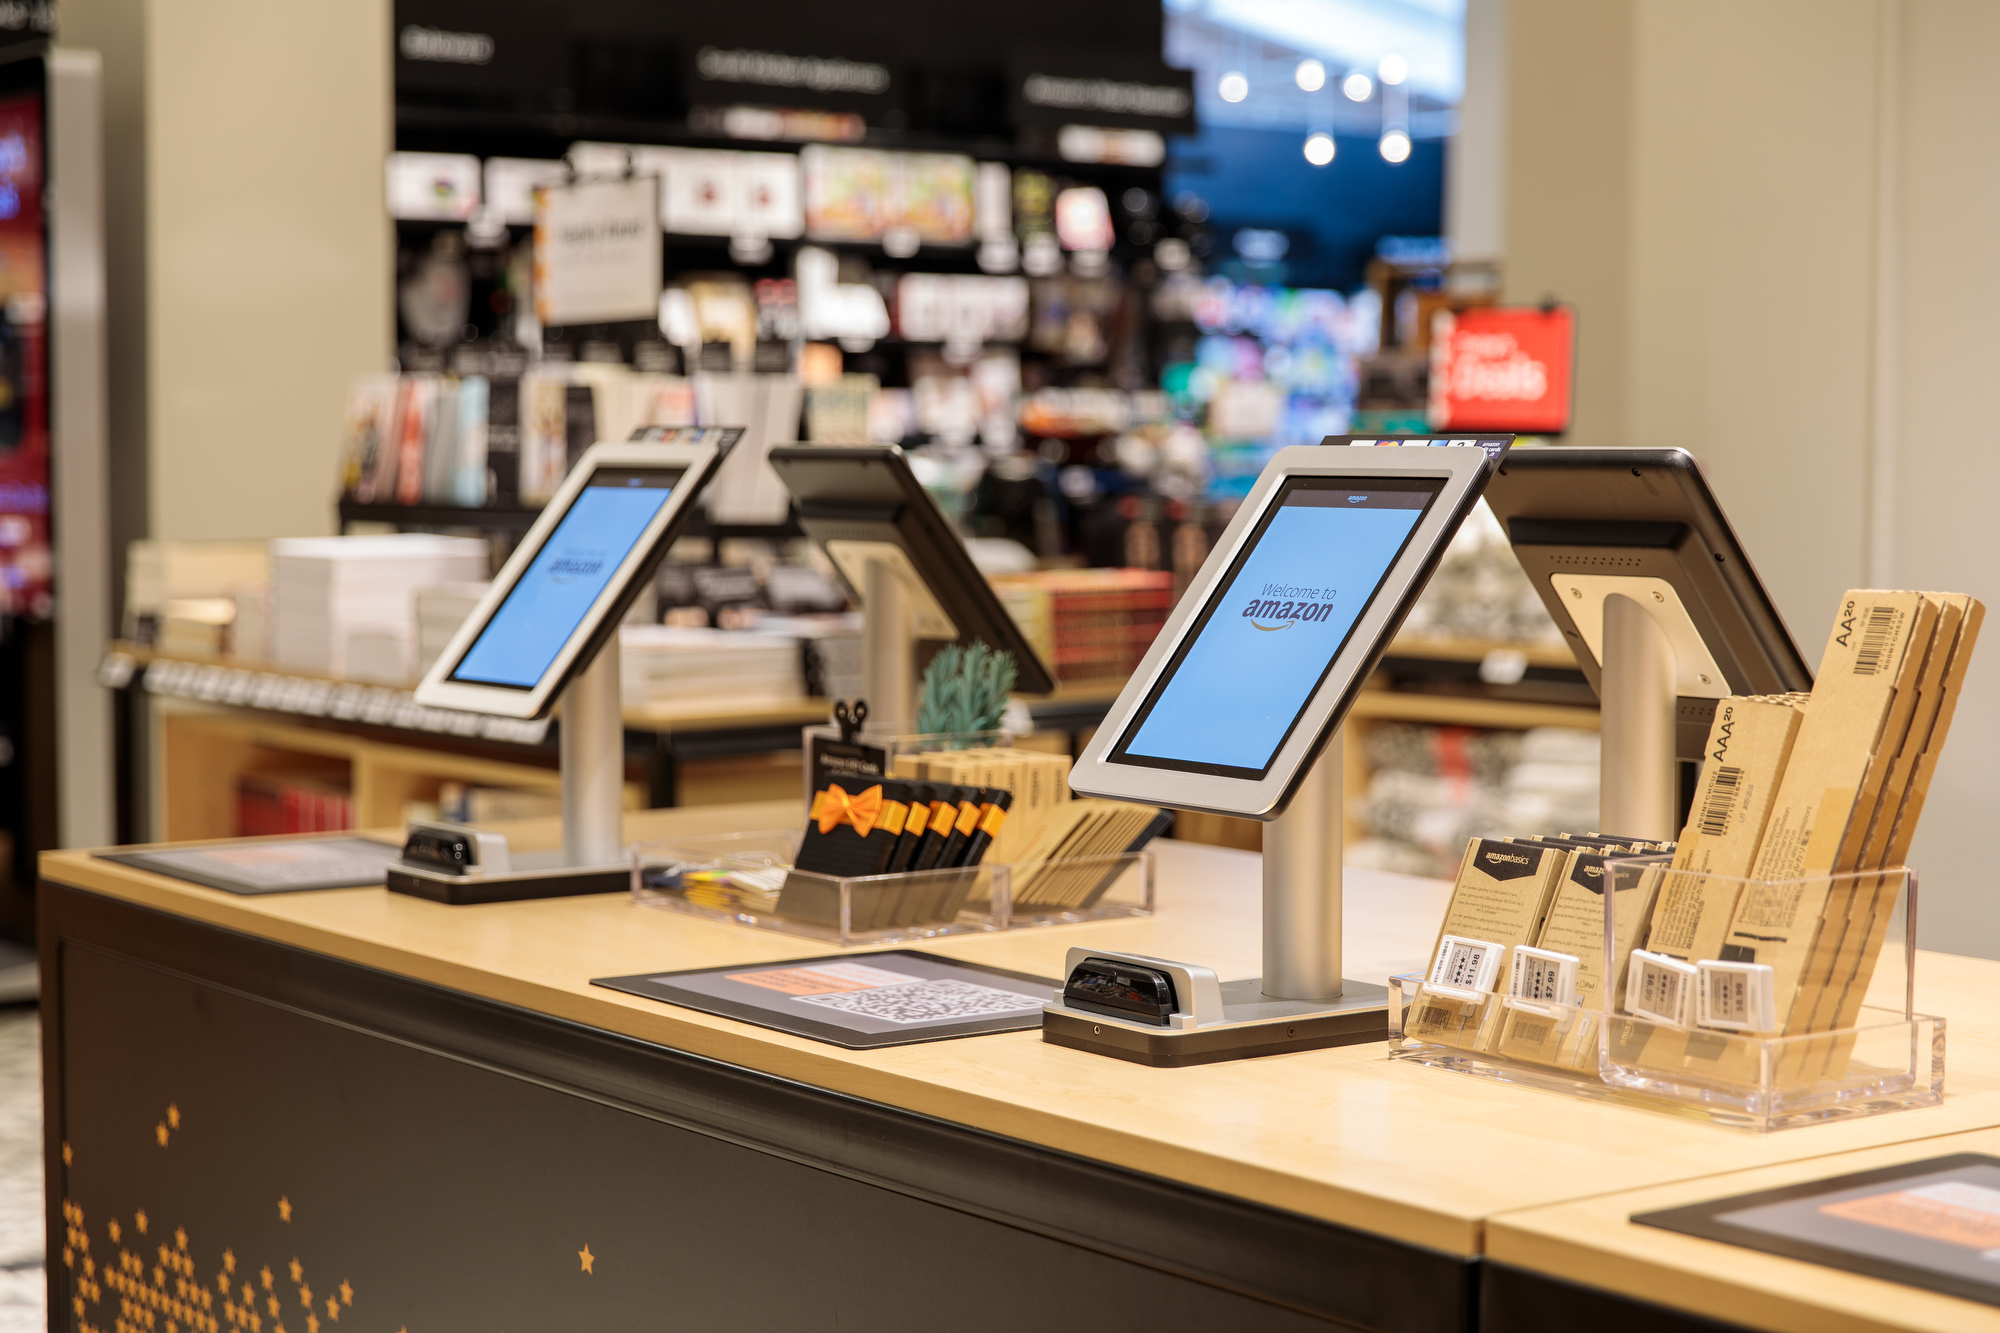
[1488,1128,2000,1332]
[40,803,2000,1258]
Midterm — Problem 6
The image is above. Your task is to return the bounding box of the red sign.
[1428,305,1574,434]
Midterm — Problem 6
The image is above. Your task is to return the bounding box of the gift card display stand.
[630,827,1155,947]
[1388,864,1939,1131]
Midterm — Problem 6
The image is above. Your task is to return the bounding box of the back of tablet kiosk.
[1482,447,1811,759]
[769,446,1056,695]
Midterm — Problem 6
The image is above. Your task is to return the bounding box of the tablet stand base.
[1044,979,1389,1067]
[388,640,630,905]
[1041,733,1391,1065]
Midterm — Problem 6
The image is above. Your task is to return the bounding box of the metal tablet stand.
[388,636,631,904]
[1598,592,1680,842]
[1041,730,1390,1066]
[561,635,627,866]
[860,557,918,731]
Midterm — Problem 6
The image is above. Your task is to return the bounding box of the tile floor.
[0,1006,41,1330]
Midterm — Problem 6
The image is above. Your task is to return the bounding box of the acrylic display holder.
[631,828,1154,948]
[1388,863,1940,1131]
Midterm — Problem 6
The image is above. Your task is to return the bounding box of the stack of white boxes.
[415,582,493,677]
[272,535,489,683]
[619,625,804,710]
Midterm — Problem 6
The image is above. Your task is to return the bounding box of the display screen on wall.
[0,90,47,619]
[1427,305,1574,435]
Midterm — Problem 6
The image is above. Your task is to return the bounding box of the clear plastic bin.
[631,829,1154,947]
[1388,864,1941,1130]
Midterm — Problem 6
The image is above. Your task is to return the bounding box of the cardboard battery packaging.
[1821,595,1984,1041]
[1407,838,1566,1051]
[1717,590,1935,1034]
[1494,854,1665,1069]
[1645,696,1806,965]
[1801,594,1970,1030]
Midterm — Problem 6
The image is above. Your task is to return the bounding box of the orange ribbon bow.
[814,783,885,837]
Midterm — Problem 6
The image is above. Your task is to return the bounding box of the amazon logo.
[1241,596,1336,630]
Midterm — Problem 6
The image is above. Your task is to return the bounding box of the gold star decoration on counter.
[578,1243,595,1274]
[167,1103,181,1130]
[62,1141,72,1166]
[60,1200,363,1333]
[277,1197,292,1223]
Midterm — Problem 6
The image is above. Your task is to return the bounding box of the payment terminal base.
[386,842,628,905]
[1044,974,1388,1068]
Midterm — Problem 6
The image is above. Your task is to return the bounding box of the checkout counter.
[40,441,2000,1332]
[38,802,2000,1333]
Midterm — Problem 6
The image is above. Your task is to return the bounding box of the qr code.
[793,977,1039,1025]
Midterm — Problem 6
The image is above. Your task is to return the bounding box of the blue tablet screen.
[451,470,677,690]
[1114,476,1441,777]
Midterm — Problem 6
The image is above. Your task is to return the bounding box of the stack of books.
[237,772,353,836]
[989,568,1175,683]
[415,582,492,677]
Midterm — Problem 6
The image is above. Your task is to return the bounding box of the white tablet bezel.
[1070,443,1490,818]
[413,439,724,719]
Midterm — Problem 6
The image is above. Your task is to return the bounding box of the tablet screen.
[449,467,682,690]
[1111,475,1443,777]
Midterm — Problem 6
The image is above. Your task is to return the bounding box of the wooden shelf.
[1385,634,1581,671]
[1348,688,1599,732]
[154,703,578,842]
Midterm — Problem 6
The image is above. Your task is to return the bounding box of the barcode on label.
[1413,1004,1463,1033]
[1510,1018,1552,1046]
[1852,605,1900,675]
[1697,765,1743,838]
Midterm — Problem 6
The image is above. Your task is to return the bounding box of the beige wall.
[1502,0,2000,954]
[66,0,392,543]
[1888,0,2000,952]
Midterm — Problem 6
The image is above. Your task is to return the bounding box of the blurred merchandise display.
[989,568,1175,684]
[1350,723,1600,879]
[1398,501,1564,647]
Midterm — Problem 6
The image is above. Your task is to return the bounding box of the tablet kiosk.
[1052,441,1498,1066]
[1073,443,1494,819]
[401,437,727,902]
[1482,447,1810,839]
[768,446,1056,727]
[418,439,725,719]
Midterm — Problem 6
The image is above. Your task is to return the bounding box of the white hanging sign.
[533,176,662,326]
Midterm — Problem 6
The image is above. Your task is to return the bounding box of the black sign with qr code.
[593,950,1058,1049]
